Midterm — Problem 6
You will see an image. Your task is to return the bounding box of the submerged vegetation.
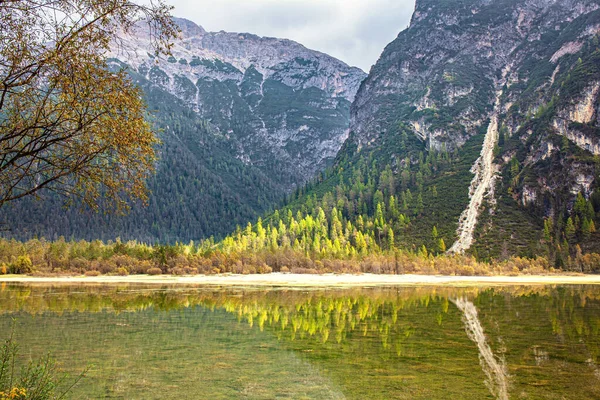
[0,324,84,400]
[1,284,600,399]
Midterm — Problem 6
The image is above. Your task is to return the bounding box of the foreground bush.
[0,326,84,399]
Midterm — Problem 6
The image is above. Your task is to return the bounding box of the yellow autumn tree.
[0,0,178,211]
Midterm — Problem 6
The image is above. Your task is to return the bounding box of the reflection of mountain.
[1,285,600,398]
[454,297,509,400]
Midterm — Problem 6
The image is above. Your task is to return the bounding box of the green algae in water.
[0,284,599,399]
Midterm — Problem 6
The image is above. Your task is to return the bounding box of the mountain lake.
[0,283,599,399]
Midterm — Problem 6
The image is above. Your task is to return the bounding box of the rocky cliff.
[351,0,599,149]
[110,18,366,187]
[333,0,600,258]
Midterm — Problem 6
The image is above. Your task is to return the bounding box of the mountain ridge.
[344,0,600,255]
[110,17,367,186]
[256,0,600,263]
[0,18,367,243]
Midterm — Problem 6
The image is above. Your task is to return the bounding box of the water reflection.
[454,298,509,400]
[0,284,599,399]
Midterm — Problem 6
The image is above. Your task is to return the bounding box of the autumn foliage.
[0,236,593,277]
[0,0,178,211]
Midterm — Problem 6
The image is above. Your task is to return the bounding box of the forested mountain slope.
[112,17,366,187]
[2,76,282,242]
[0,19,366,243]
[242,0,600,265]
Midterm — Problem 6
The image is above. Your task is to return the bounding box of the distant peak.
[172,17,206,37]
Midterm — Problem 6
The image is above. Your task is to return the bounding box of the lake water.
[0,283,599,399]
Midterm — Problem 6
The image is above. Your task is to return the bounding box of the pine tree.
[389,195,399,220]
[357,215,365,231]
[565,217,576,240]
[438,239,446,253]
[270,228,279,251]
[416,193,424,215]
[312,235,321,253]
[543,219,553,242]
[256,218,266,245]
[574,193,587,218]
[387,228,395,251]
[582,218,592,239]
[375,203,385,229]
[418,245,428,258]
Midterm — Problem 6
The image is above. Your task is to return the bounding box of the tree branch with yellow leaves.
[0,0,179,211]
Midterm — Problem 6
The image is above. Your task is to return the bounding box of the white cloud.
[165,0,415,71]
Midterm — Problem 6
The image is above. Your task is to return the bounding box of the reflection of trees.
[545,287,600,364]
[218,289,456,350]
[1,284,600,356]
[0,285,463,358]
[2,284,600,399]
[0,284,466,315]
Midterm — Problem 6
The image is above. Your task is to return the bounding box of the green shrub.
[9,256,33,275]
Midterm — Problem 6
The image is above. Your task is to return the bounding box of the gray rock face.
[349,0,600,154]
[110,18,367,186]
[343,0,600,254]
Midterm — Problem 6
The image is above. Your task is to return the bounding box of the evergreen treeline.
[262,116,600,266]
[2,119,599,276]
[0,75,286,243]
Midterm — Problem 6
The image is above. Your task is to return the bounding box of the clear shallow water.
[0,283,599,399]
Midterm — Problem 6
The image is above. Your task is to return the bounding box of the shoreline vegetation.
[1,237,599,281]
[1,273,600,286]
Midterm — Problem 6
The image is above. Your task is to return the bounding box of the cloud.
[165,0,415,71]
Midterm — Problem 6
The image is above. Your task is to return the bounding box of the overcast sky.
[165,0,416,72]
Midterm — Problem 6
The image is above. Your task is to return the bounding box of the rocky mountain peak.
[350,0,600,151]
[173,17,207,37]
[116,17,365,101]
[343,0,600,257]
[109,17,367,187]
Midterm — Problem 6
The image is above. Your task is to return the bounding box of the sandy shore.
[1,273,600,287]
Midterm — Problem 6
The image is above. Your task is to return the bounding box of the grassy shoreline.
[1,273,600,287]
